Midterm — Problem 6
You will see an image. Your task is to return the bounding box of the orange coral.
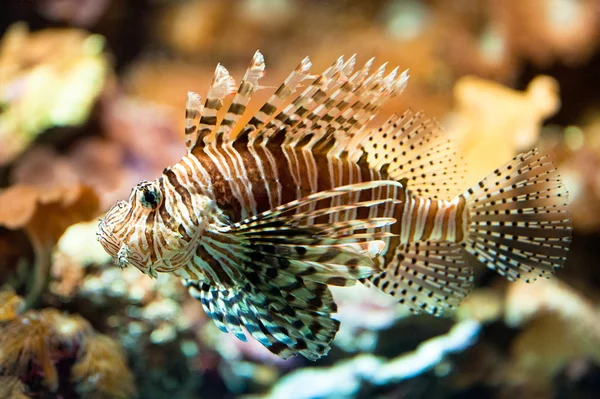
[446,74,560,186]
[72,334,136,399]
[0,184,99,306]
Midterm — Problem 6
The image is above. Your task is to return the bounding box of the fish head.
[97,178,193,277]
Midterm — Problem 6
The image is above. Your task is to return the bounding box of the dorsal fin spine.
[196,64,236,147]
[215,50,266,144]
[184,91,203,150]
[245,56,312,145]
[255,57,346,145]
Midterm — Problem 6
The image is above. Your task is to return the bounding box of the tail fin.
[462,149,572,282]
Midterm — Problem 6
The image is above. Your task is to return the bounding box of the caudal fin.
[462,149,572,282]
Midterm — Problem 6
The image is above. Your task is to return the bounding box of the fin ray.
[462,149,572,282]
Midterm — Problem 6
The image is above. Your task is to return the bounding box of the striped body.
[160,146,468,284]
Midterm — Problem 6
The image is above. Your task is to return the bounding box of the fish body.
[97,51,572,360]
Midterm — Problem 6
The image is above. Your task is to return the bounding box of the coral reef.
[0,290,135,398]
[0,184,99,306]
[0,23,109,165]
[0,0,599,398]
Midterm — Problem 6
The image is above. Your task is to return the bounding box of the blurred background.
[1,0,600,398]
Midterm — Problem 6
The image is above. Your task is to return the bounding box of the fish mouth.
[96,220,120,258]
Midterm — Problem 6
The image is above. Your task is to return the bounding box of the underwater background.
[1,0,600,398]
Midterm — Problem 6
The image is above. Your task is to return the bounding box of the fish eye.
[138,185,162,209]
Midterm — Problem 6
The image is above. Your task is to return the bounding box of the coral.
[0,310,68,391]
[72,334,136,399]
[50,252,86,300]
[500,0,600,66]
[445,74,560,186]
[252,320,481,399]
[455,286,505,324]
[100,95,185,173]
[472,279,600,393]
[432,0,519,81]
[0,184,100,306]
[50,220,112,301]
[11,147,80,190]
[0,293,135,397]
[540,115,600,232]
[65,138,132,211]
[35,0,113,27]
[0,23,109,165]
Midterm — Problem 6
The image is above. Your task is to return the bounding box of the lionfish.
[97,51,572,360]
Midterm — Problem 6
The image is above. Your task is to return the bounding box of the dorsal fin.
[185,52,462,200]
[252,56,347,145]
[214,50,266,145]
[282,55,368,149]
[242,56,312,145]
[331,68,409,156]
[190,63,236,149]
[184,91,203,149]
[311,64,407,155]
[358,110,466,200]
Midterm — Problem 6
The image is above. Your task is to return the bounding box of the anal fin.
[366,241,473,316]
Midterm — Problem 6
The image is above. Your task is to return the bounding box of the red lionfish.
[97,51,572,360]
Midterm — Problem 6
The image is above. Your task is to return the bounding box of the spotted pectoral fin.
[366,241,474,316]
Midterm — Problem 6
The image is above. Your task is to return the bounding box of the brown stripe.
[196,243,233,286]
[205,98,223,110]
[247,116,264,129]
[200,116,218,126]
[229,103,246,115]
[260,102,277,116]
[238,81,254,96]
[274,84,293,99]
[221,118,235,127]
[163,168,194,213]
[441,202,451,240]
[144,210,156,263]
[312,88,327,103]
[420,199,438,241]
[336,100,350,112]
[407,196,419,242]
[455,195,467,242]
